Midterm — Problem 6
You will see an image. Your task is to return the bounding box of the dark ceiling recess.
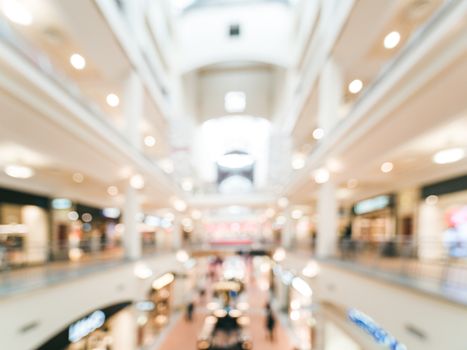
[229,24,241,37]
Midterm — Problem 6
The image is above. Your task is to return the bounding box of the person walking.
[186,300,195,322]
[265,309,276,341]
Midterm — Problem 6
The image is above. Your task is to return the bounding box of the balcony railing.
[333,238,467,303]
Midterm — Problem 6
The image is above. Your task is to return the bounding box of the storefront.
[137,272,175,347]
[288,276,314,350]
[36,302,133,350]
[0,187,50,267]
[351,194,396,241]
[419,174,467,260]
[51,201,121,261]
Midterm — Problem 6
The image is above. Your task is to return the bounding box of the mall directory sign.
[348,308,407,350]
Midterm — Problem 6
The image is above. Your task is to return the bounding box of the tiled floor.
[156,266,293,350]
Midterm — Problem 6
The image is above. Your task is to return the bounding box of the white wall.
[0,254,184,350]
[176,2,293,72]
[283,254,467,350]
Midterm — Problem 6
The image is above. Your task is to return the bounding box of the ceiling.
[0,0,465,218]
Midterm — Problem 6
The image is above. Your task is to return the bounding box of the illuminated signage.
[152,273,175,290]
[144,215,161,227]
[354,195,391,215]
[0,224,28,235]
[52,198,72,210]
[292,277,312,298]
[68,310,105,343]
[102,207,121,219]
[348,309,406,350]
[135,301,155,312]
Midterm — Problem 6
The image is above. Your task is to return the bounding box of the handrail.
[336,238,467,290]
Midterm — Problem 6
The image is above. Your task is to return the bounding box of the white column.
[109,308,137,350]
[172,214,183,250]
[318,57,343,133]
[281,211,294,249]
[418,202,444,260]
[268,130,292,188]
[124,71,144,149]
[274,275,289,312]
[316,181,338,257]
[123,185,142,260]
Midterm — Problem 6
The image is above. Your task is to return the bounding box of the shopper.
[186,300,195,322]
[265,309,276,341]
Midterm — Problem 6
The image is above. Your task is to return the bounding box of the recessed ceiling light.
[292,153,305,170]
[106,93,119,107]
[107,186,119,196]
[159,159,174,174]
[67,211,79,221]
[380,162,394,173]
[173,198,187,212]
[272,247,286,261]
[432,148,465,165]
[2,1,33,26]
[291,209,303,220]
[384,31,401,49]
[314,168,330,184]
[4,164,35,179]
[70,53,86,70]
[224,91,246,113]
[144,135,156,147]
[348,79,363,94]
[312,128,324,140]
[82,213,93,223]
[176,249,190,263]
[130,174,145,190]
[425,195,438,206]
[72,172,84,183]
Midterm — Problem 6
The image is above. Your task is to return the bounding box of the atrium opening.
[0,0,466,349]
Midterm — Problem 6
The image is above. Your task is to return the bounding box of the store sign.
[102,207,121,219]
[348,309,406,350]
[136,301,155,312]
[152,273,175,290]
[0,224,28,234]
[52,198,72,210]
[292,277,312,298]
[354,195,391,215]
[68,310,105,343]
[144,215,161,227]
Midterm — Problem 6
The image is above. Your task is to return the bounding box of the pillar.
[109,308,137,350]
[281,211,294,250]
[123,185,142,260]
[172,214,183,250]
[316,181,338,257]
[418,202,444,260]
[318,57,343,134]
[124,71,144,149]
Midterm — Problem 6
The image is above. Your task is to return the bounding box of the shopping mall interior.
[0,0,466,349]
